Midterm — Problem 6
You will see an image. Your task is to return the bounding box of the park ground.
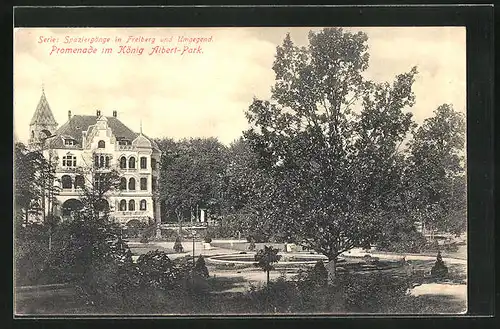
[15,240,467,315]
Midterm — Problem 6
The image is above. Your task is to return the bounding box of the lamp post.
[192,230,196,267]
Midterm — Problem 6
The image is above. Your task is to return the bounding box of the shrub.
[338,273,410,313]
[430,251,448,278]
[204,235,212,243]
[308,260,328,286]
[248,238,256,251]
[140,233,149,244]
[135,250,184,290]
[173,236,184,253]
[194,255,209,278]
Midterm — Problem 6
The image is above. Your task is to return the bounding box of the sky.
[13,27,466,145]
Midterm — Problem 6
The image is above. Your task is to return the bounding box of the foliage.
[242,272,410,314]
[203,234,212,243]
[243,28,418,273]
[406,104,467,235]
[254,246,282,285]
[14,223,53,286]
[194,255,210,278]
[156,137,227,222]
[376,226,427,253]
[430,251,448,278]
[140,233,149,244]
[135,250,185,290]
[308,260,328,286]
[173,236,184,253]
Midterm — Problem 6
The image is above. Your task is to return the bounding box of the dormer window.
[64,139,76,146]
[118,140,131,146]
[98,140,106,148]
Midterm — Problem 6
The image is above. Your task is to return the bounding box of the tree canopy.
[243,28,419,264]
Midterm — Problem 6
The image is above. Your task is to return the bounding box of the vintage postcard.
[13,26,467,316]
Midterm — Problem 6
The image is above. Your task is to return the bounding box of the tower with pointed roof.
[28,87,58,149]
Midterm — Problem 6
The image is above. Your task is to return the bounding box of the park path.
[343,248,467,265]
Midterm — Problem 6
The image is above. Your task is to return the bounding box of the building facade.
[28,89,162,226]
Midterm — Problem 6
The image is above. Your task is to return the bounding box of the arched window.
[128,157,136,169]
[61,175,72,189]
[140,157,147,169]
[120,156,127,169]
[128,177,136,190]
[94,155,99,167]
[140,178,147,190]
[119,199,127,211]
[105,156,110,168]
[74,175,85,189]
[140,199,147,211]
[63,154,77,167]
[98,140,105,148]
[119,177,127,190]
[128,200,135,211]
[99,155,105,168]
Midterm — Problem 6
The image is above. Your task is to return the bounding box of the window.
[128,177,136,190]
[140,157,147,169]
[128,200,135,211]
[99,155,105,168]
[120,156,127,169]
[140,199,147,211]
[61,175,72,189]
[98,140,105,148]
[65,139,76,146]
[140,178,147,190]
[119,200,127,211]
[152,177,158,191]
[94,155,99,167]
[129,157,136,169]
[94,173,103,190]
[74,175,85,189]
[119,140,130,146]
[151,158,157,170]
[105,156,110,168]
[62,154,77,167]
[119,177,127,190]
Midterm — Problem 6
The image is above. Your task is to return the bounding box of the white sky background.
[13,27,466,145]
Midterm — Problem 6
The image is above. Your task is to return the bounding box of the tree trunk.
[267,270,270,286]
[326,255,337,285]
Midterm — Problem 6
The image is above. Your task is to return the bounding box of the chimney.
[113,110,117,118]
[68,110,72,120]
[96,110,101,117]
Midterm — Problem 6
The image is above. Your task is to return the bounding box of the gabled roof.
[30,90,58,126]
[47,114,160,151]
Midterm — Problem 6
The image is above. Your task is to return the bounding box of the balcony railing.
[117,145,134,151]
[115,211,149,216]
[119,168,137,172]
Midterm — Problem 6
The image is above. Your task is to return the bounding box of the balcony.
[117,145,134,151]
[119,168,137,172]
[115,211,149,216]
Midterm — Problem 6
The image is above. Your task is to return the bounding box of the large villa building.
[27,88,162,227]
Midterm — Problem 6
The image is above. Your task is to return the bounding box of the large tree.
[220,138,278,241]
[407,104,466,236]
[244,28,418,276]
[157,137,227,224]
